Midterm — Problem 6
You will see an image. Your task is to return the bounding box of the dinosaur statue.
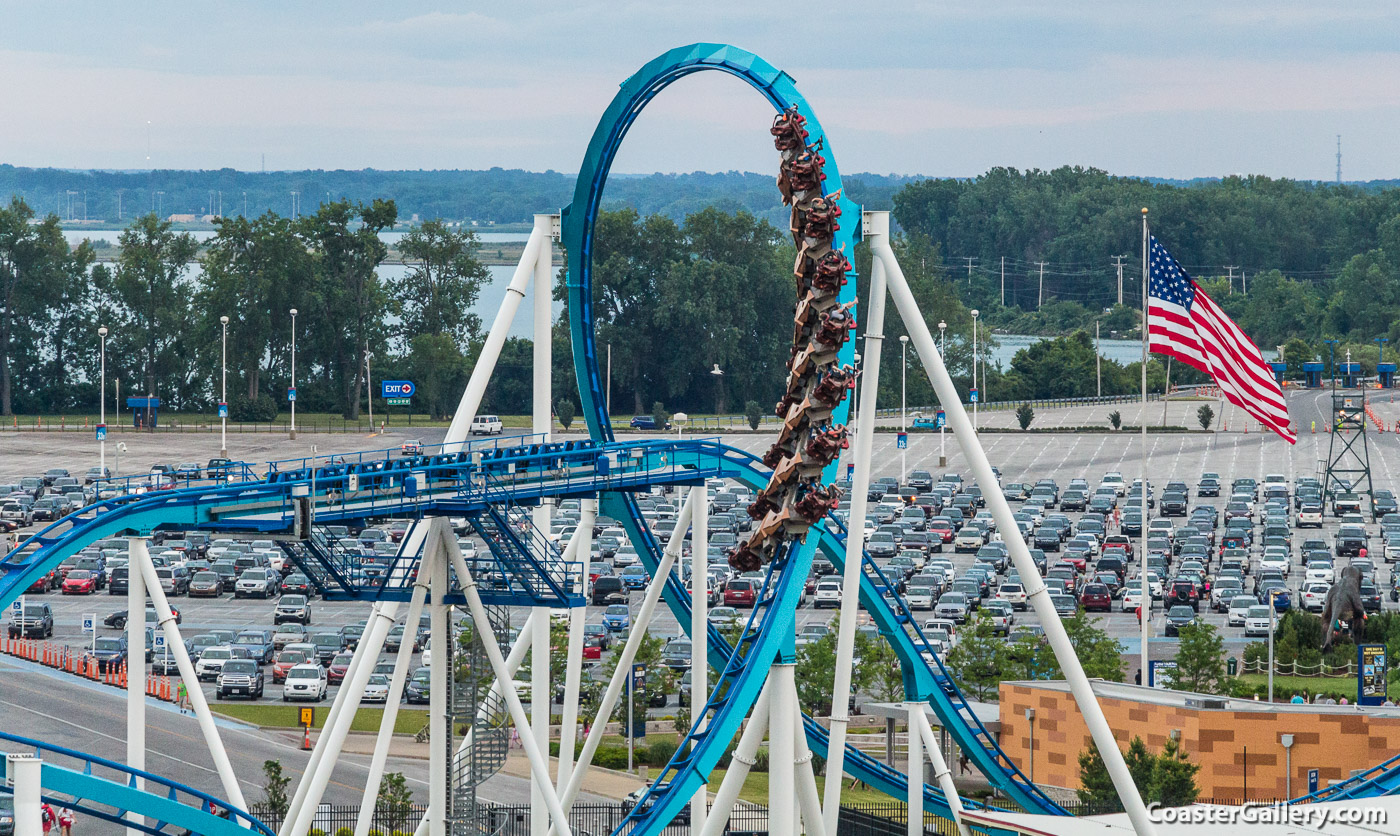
[1320,565,1368,650]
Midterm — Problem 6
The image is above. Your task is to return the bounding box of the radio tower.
[1336,135,1342,184]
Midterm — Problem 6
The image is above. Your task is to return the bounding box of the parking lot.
[6,389,1400,705]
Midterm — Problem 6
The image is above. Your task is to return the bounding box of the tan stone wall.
[997,683,1400,799]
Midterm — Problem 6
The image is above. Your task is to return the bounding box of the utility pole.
[1112,255,1126,306]
[1000,256,1006,306]
[1242,270,1248,295]
[1035,261,1047,308]
[1096,320,1102,398]
[1337,135,1343,185]
[1225,266,1238,294]
[116,189,123,221]
[963,256,977,285]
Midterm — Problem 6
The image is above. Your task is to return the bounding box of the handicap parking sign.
[82,614,95,634]
[970,389,979,404]
[154,633,167,650]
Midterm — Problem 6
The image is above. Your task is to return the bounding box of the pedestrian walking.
[40,803,55,835]
[176,680,190,712]
[510,726,521,749]
[958,753,970,775]
[58,807,74,836]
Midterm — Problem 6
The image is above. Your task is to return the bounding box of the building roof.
[1004,680,1400,717]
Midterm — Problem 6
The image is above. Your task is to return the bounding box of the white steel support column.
[690,484,709,831]
[912,708,970,836]
[126,537,147,836]
[135,551,246,812]
[7,754,41,834]
[429,538,450,836]
[531,216,553,835]
[439,529,574,836]
[557,498,596,791]
[551,495,695,833]
[443,225,548,450]
[288,602,400,836]
[791,708,826,836]
[822,238,887,836]
[769,664,798,836]
[906,702,923,836]
[867,210,1158,836]
[284,602,385,835]
[698,682,771,836]
[354,551,434,836]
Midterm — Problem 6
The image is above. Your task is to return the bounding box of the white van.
[470,415,504,435]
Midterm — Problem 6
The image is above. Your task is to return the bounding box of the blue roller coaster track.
[3,40,1398,836]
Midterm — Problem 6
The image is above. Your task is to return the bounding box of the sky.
[2,1,1399,181]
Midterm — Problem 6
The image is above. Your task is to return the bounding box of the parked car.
[469,415,505,435]
[275,595,313,625]
[602,604,631,632]
[189,571,224,598]
[282,663,329,701]
[724,578,758,608]
[217,659,265,699]
[1164,606,1198,637]
[7,603,53,639]
[234,568,278,599]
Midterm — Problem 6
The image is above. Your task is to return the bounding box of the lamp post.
[937,320,947,467]
[971,309,980,431]
[1268,588,1278,702]
[219,315,229,458]
[1377,337,1389,378]
[98,326,108,478]
[289,309,298,440]
[900,335,909,480]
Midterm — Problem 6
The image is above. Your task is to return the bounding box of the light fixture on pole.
[98,326,108,479]
[1280,734,1295,798]
[938,320,947,467]
[970,310,980,431]
[1025,708,1035,783]
[289,309,298,440]
[219,315,229,458]
[900,335,909,480]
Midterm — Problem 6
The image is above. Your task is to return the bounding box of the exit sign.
[386,397,411,406]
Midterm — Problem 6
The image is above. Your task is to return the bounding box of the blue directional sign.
[382,380,416,398]
[1308,769,1319,793]
[95,423,107,441]
[896,432,908,449]
[287,388,297,402]
[969,389,979,404]
[935,410,946,428]
[217,402,228,418]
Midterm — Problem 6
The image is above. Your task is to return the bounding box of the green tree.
[393,219,489,346]
[406,333,467,420]
[651,401,669,431]
[198,212,311,401]
[796,630,838,716]
[1016,609,1123,681]
[1173,620,1227,694]
[376,771,414,833]
[1152,737,1200,807]
[106,213,199,403]
[299,199,397,418]
[1281,338,1315,376]
[1109,410,1122,430]
[1016,403,1035,429]
[1197,404,1214,430]
[590,629,672,735]
[262,759,291,818]
[945,612,1008,701]
[854,627,906,703]
[1077,744,1119,808]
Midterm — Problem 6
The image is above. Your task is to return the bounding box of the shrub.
[745,400,763,430]
[652,401,669,430]
[752,747,770,773]
[232,393,278,422]
[642,739,678,766]
[556,398,576,430]
[1016,403,1034,429]
[1197,404,1214,430]
[593,745,629,770]
[1108,410,1122,430]
[335,828,355,836]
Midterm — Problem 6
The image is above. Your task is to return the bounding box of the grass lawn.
[1235,672,1399,699]
[212,703,428,734]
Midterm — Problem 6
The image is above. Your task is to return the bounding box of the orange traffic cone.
[302,727,313,750]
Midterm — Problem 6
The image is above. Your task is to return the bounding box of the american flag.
[1147,236,1295,443]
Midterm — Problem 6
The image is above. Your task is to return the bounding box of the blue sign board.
[969,389,979,404]
[1148,659,1177,689]
[896,432,908,449]
[95,423,107,441]
[287,388,297,402]
[936,410,945,428]
[1308,769,1319,793]
[381,380,416,398]
[217,402,228,418]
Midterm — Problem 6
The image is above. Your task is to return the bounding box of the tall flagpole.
[1140,207,1151,685]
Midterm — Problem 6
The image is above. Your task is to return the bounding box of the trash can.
[1227,657,1238,676]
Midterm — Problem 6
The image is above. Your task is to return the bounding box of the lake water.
[61,228,529,247]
